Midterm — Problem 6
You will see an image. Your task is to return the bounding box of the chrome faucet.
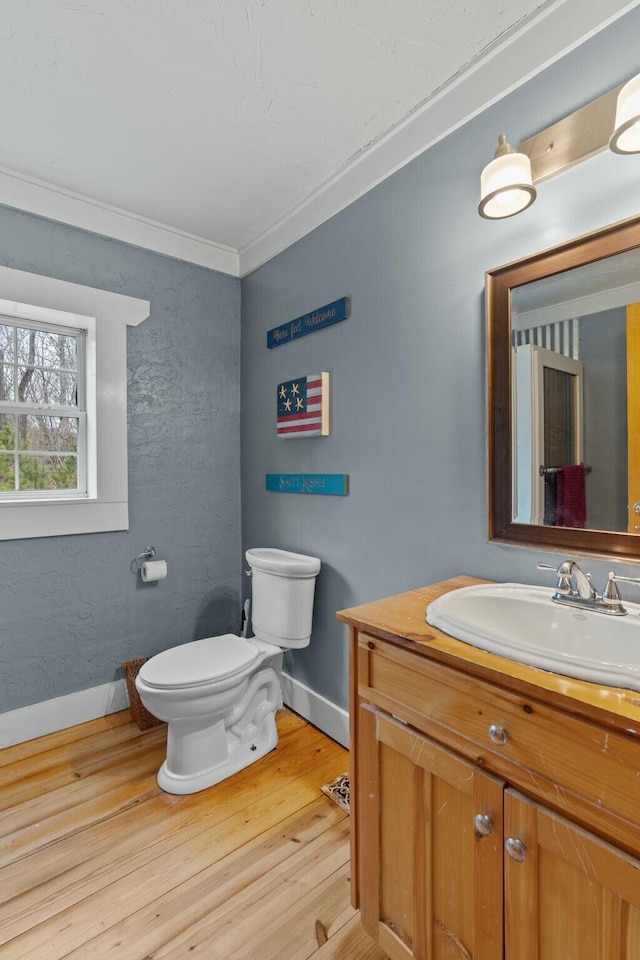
[537,560,628,616]
[538,559,596,600]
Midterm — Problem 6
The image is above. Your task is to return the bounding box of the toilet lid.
[138,634,261,689]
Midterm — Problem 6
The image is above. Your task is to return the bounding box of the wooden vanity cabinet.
[504,790,640,960]
[358,704,504,960]
[339,579,640,960]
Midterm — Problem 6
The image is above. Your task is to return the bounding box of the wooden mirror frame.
[488,214,640,561]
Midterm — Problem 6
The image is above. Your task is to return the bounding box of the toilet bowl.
[135,548,320,794]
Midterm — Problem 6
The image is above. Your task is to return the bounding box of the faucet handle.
[603,572,623,606]
[606,571,640,587]
[537,560,572,595]
[602,570,640,613]
[537,559,576,574]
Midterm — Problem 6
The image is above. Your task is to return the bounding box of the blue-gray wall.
[0,208,241,713]
[241,7,640,714]
[581,308,628,532]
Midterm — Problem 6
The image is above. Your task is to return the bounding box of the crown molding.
[0,0,634,279]
[0,165,240,277]
[238,0,637,277]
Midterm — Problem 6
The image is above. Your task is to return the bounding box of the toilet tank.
[246,548,321,649]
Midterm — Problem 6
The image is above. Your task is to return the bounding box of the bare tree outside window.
[0,320,82,493]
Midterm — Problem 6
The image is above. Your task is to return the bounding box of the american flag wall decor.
[276,372,329,439]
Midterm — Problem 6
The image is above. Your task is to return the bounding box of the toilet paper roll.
[140,559,168,583]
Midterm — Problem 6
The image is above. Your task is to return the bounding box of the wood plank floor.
[0,708,388,960]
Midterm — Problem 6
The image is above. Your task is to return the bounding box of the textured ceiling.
[0,0,556,252]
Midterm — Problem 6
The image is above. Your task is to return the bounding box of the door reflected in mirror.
[488,217,640,559]
[511,257,640,532]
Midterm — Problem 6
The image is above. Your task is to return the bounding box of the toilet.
[135,547,321,794]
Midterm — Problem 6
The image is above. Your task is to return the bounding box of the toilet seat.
[138,634,260,690]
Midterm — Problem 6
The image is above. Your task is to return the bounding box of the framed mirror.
[487,214,640,560]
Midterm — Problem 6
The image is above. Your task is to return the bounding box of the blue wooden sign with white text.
[266,474,349,496]
[267,297,349,349]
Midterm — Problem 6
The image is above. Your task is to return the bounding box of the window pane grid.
[0,453,79,494]
[0,404,79,416]
[0,313,86,337]
[18,454,78,492]
[0,318,85,496]
[0,319,79,405]
[16,327,78,367]
[16,362,78,375]
[0,413,14,449]
[15,449,78,457]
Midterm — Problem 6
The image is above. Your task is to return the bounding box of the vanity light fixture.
[610,73,640,154]
[480,71,640,219]
[478,134,537,220]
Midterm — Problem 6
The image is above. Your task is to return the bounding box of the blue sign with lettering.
[266,474,349,496]
[267,297,350,349]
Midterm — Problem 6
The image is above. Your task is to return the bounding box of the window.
[0,265,149,540]
[0,317,87,498]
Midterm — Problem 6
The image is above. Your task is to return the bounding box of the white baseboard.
[0,671,350,752]
[0,679,129,749]
[281,671,349,749]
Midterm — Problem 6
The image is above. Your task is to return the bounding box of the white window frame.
[0,265,149,540]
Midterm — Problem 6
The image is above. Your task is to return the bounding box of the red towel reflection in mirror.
[557,464,586,528]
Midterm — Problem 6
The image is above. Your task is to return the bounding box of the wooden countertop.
[337,576,640,737]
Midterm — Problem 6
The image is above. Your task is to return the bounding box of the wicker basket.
[122,656,164,730]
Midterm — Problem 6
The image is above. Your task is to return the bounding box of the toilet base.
[157,712,278,794]
[156,666,280,795]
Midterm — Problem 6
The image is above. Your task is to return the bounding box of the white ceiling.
[512,248,640,329]
[0,1,634,275]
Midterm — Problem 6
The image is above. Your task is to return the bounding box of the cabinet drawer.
[359,633,640,841]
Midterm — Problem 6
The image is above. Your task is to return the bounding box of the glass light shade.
[610,74,640,154]
[478,151,536,220]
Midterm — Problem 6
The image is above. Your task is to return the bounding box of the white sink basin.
[426,583,640,691]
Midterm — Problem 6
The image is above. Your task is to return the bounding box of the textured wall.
[0,208,241,713]
[241,7,640,713]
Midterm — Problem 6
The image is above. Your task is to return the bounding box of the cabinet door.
[505,789,640,959]
[358,705,504,960]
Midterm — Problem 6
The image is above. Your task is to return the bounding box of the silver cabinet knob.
[634,502,640,515]
[474,814,493,837]
[505,837,526,861]
[488,724,508,745]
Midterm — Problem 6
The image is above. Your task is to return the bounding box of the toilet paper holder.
[134,546,169,583]
[135,546,157,570]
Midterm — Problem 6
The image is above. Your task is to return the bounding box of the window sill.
[0,498,128,540]
[0,493,92,506]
